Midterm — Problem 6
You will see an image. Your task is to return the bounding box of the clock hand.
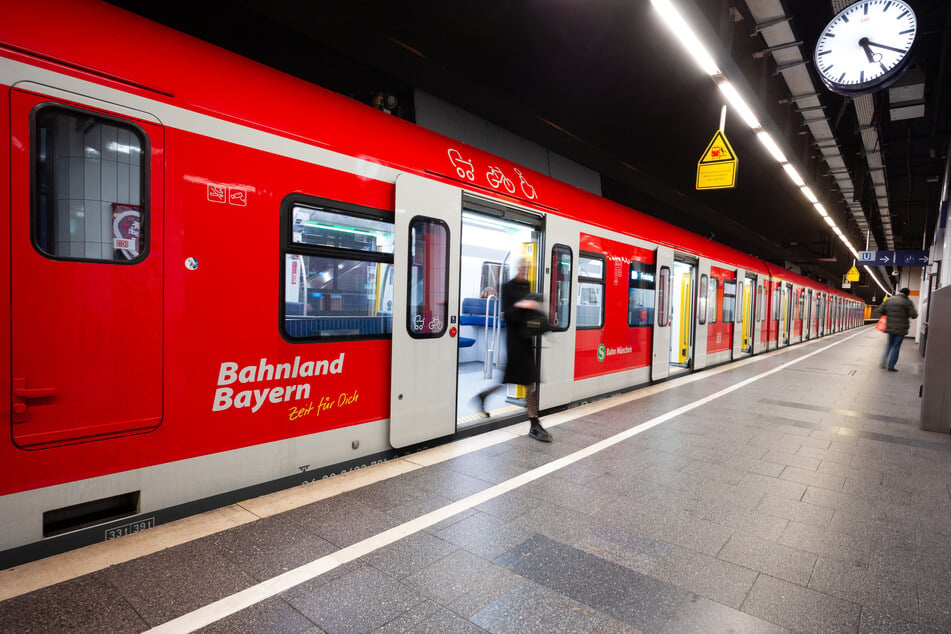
[858,37,882,64]
[865,40,909,55]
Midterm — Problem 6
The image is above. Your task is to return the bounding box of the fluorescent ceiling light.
[813,203,828,217]
[650,0,720,76]
[823,216,836,227]
[756,132,786,163]
[783,164,805,187]
[717,82,760,128]
[800,187,818,203]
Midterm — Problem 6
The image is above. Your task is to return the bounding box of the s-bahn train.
[0,0,863,566]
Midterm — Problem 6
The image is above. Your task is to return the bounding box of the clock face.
[814,0,917,96]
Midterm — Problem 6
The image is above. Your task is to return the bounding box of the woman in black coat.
[476,259,552,442]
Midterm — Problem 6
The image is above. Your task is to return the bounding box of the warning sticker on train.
[696,129,737,190]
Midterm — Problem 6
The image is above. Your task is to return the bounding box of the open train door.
[390,174,461,448]
[651,246,674,380]
[732,268,746,358]
[10,88,164,448]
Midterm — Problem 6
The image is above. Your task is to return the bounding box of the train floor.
[2,327,950,633]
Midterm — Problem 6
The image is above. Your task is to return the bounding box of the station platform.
[1,327,949,633]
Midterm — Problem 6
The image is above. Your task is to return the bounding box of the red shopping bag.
[875,315,887,332]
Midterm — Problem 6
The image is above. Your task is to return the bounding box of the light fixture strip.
[651,0,862,287]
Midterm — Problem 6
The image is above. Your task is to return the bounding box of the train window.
[407,218,449,338]
[577,253,604,329]
[697,273,710,324]
[550,245,572,331]
[628,260,655,327]
[773,287,781,320]
[757,286,765,321]
[281,198,395,341]
[657,266,671,327]
[708,278,719,324]
[32,106,147,262]
[722,280,736,322]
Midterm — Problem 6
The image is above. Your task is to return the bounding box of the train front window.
[577,253,605,329]
[32,106,147,262]
[628,260,655,327]
[282,198,394,341]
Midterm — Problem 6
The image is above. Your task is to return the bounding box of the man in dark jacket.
[475,259,552,442]
[874,288,918,371]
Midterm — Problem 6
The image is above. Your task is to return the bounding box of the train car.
[0,0,862,566]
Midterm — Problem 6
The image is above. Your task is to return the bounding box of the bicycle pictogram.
[486,166,515,193]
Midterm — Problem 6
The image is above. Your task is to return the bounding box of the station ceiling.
[108,0,951,301]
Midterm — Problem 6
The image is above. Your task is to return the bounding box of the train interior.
[455,207,540,428]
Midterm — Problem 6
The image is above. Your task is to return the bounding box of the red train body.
[0,0,863,565]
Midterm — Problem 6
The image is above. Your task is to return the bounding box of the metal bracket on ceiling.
[773,59,808,75]
[751,15,793,36]
[795,105,826,113]
[753,40,802,58]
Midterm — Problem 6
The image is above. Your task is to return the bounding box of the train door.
[651,246,673,380]
[538,214,575,411]
[732,269,748,357]
[10,89,164,448]
[693,259,711,370]
[454,196,544,425]
[804,289,812,339]
[779,283,791,346]
[752,278,766,353]
[668,257,696,376]
[391,174,461,448]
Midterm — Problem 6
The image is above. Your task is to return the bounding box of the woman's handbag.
[875,315,887,332]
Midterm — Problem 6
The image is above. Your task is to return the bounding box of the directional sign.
[895,250,929,266]
[858,250,928,266]
[696,130,737,190]
[858,251,894,266]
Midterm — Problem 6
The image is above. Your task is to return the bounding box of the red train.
[0,0,863,566]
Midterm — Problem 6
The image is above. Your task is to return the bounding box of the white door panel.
[390,174,461,448]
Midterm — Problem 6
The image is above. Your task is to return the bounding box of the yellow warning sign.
[696,129,737,190]
[846,265,860,282]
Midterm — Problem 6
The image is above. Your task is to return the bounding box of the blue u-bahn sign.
[858,250,929,266]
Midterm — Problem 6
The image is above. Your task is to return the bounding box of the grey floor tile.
[659,594,789,633]
[808,556,918,623]
[202,513,337,581]
[435,509,535,560]
[717,532,817,585]
[377,601,485,633]
[282,564,424,633]
[859,606,942,634]
[404,548,507,605]
[497,534,687,631]
[778,520,870,566]
[574,525,673,574]
[0,571,147,633]
[742,574,862,633]
[470,581,603,634]
[363,530,458,579]
[197,597,321,633]
[285,494,403,547]
[649,546,758,609]
[100,539,259,626]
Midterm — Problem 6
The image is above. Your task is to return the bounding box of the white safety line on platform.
[146,330,866,633]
